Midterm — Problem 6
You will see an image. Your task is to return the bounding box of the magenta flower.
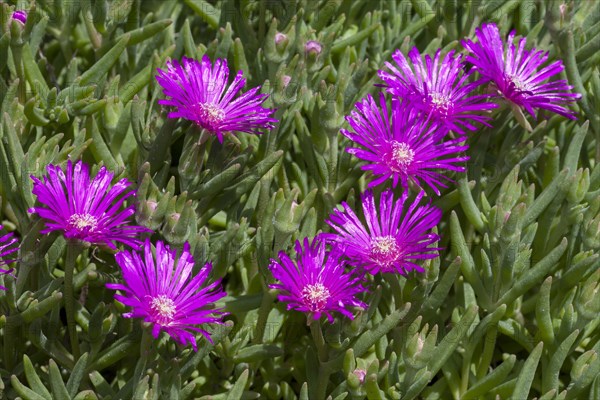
[0,226,19,290]
[323,190,441,276]
[462,23,581,119]
[11,10,27,24]
[29,160,150,249]
[156,55,277,142]
[379,47,497,134]
[107,239,227,351]
[342,93,469,195]
[269,237,367,322]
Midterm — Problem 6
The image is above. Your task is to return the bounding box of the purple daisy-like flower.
[29,160,150,249]
[11,10,27,24]
[342,93,469,195]
[323,190,441,276]
[269,237,367,322]
[0,226,19,290]
[107,239,227,351]
[462,23,581,119]
[379,47,497,134]
[156,55,277,142]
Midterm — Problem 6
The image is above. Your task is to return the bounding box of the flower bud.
[559,3,567,15]
[265,24,293,63]
[274,32,289,53]
[352,369,366,384]
[305,40,322,57]
[9,12,26,43]
[275,32,287,44]
[11,10,27,24]
[137,200,158,227]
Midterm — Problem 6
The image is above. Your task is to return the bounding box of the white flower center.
[388,141,415,172]
[67,213,98,232]
[370,235,401,270]
[301,283,330,312]
[196,102,225,130]
[150,295,177,325]
[507,74,531,93]
[429,92,453,116]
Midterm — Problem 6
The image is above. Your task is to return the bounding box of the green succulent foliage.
[0,0,599,399]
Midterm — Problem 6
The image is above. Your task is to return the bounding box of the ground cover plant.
[0,0,599,399]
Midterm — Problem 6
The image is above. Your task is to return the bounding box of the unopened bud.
[559,3,568,16]
[305,40,322,56]
[274,32,289,53]
[11,10,27,24]
[146,200,158,213]
[353,369,366,384]
[274,32,287,44]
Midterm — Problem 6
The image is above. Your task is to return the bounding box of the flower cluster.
[12,52,278,351]
[345,22,580,194]
[25,159,227,351]
[7,21,581,352]
[268,22,580,323]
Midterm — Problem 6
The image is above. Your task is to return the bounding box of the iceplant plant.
[342,93,469,195]
[107,239,227,351]
[269,237,368,323]
[269,236,368,364]
[29,160,151,358]
[155,55,278,143]
[323,189,442,276]
[462,22,581,123]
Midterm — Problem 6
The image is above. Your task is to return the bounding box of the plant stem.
[309,317,331,400]
[384,274,403,309]
[309,318,327,363]
[64,241,81,360]
[132,326,153,387]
